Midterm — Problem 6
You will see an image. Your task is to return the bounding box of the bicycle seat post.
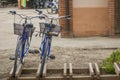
[25,18,27,24]
[14,14,16,23]
[50,18,54,24]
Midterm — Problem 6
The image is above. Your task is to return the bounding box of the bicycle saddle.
[45,23,56,28]
[25,23,33,28]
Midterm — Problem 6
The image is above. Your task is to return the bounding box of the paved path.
[0,8,120,50]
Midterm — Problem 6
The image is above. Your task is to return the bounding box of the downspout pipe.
[65,0,70,32]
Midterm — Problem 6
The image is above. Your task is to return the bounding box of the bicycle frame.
[40,28,52,58]
[16,18,31,60]
[21,26,29,59]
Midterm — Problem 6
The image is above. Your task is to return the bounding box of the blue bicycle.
[9,11,38,77]
[36,9,70,78]
[46,0,58,14]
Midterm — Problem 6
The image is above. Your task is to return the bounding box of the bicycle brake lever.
[35,33,38,37]
[35,9,42,15]
[67,17,71,20]
[66,15,71,19]
[9,11,16,15]
[39,16,45,19]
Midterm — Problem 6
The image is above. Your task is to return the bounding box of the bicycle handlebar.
[35,9,42,15]
[35,9,71,21]
[9,10,71,21]
[52,15,71,20]
[9,10,42,20]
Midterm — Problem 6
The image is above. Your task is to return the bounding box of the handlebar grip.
[66,15,71,18]
[35,9,42,14]
[9,11,16,15]
[39,16,45,19]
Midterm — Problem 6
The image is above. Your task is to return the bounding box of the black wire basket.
[39,23,62,36]
[14,23,35,37]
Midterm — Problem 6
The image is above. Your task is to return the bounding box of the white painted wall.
[73,0,108,8]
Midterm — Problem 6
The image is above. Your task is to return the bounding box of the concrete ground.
[0,8,120,50]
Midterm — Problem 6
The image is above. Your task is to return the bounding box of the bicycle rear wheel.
[13,38,22,77]
[39,38,49,78]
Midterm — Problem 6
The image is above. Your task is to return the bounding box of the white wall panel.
[73,0,108,8]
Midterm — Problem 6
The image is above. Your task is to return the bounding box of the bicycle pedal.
[21,60,25,65]
[34,49,39,54]
[28,49,34,53]
[39,48,41,51]
[9,56,15,60]
[49,54,55,60]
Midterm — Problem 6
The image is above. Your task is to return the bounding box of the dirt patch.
[0,47,116,79]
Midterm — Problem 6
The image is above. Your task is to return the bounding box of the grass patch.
[101,50,120,74]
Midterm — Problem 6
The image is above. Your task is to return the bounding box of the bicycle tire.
[47,7,53,14]
[13,37,30,77]
[52,5,58,14]
[13,38,22,77]
[47,6,58,14]
[39,38,49,78]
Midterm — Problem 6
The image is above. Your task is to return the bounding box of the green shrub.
[101,50,120,74]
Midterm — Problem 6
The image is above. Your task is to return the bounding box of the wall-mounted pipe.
[65,0,70,31]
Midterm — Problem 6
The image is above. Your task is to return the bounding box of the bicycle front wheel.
[13,38,22,77]
[39,38,49,78]
[24,38,30,56]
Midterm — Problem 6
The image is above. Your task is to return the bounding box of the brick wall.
[59,0,115,37]
[59,0,73,37]
[73,8,109,37]
[108,0,115,36]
